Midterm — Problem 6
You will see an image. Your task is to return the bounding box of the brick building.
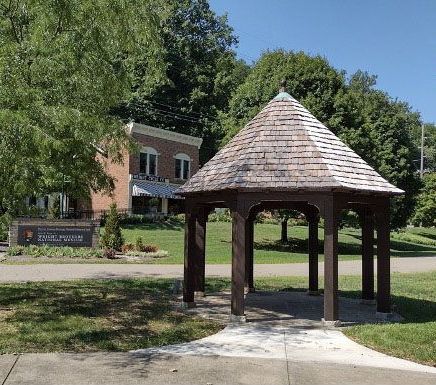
[90,122,202,215]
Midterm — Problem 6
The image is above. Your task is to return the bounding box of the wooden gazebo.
[177,86,403,324]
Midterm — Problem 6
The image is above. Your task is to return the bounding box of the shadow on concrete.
[183,288,436,327]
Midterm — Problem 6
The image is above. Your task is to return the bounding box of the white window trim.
[174,153,191,179]
[140,147,159,176]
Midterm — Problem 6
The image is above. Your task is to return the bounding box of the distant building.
[89,122,203,216]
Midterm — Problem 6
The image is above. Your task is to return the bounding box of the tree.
[221,52,420,228]
[116,0,249,162]
[101,203,124,250]
[220,50,345,143]
[277,210,299,244]
[330,71,421,228]
[0,0,165,213]
[412,173,436,227]
[411,123,436,173]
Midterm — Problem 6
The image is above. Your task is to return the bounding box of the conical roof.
[178,92,403,196]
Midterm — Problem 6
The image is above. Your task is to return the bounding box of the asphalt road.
[0,256,435,282]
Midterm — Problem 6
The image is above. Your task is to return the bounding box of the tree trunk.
[281,219,288,243]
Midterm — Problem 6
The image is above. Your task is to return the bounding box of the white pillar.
[162,198,168,214]
[128,175,133,215]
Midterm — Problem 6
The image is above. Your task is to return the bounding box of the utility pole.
[420,124,425,179]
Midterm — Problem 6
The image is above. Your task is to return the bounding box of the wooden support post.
[308,215,319,294]
[183,211,197,307]
[323,198,339,323]
[231,208,248,321]
[376,201,391,314]
[245,219,255,292]
[361,209,375,302]
[194,208,207,296]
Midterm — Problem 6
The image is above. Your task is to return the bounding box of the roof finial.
[279,78,287,93]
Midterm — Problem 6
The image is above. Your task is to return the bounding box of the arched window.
[174,153,191,180]
[140,147,158,176]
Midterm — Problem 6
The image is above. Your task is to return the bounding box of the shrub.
[133,236,159,253]
[135,236,144,251]
[119,215,154,225]
[48,196,61,219]
[140,244,159,253]
[121,243,135,253]
[101,203,123,251]
[6,246,25,256]
[125,250,169,258]
[208,209,231,222]
[102,248,117,259]
[0,213,12,242]
[6,245,103,258]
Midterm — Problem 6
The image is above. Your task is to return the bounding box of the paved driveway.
[0,256,436,282]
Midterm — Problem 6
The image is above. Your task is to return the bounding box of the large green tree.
[330,71,421,228]
[117,0,249,162]
[411,123,436,173]
[412,173,436,227]
[221,50,345,142]
[0,0,165,213]
[221,51,420,228]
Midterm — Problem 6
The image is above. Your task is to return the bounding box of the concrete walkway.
[0,256,436,282]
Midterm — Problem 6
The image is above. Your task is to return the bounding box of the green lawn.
[0,279,221,353]
[0,273,434,365]
[120,222,436,264]
[203,272,436,367]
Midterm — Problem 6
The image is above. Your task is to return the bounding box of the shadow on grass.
[0,279,220,352]
[252,237,436,258]
[121,221,184,232]
[406,229,436,241]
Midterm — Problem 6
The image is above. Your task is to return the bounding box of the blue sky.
[209,0,435,122]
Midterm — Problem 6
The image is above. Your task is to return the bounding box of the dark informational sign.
[17,225,94,247]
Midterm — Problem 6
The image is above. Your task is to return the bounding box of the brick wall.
[90,150,130,211]
[89,129,201,212]
[130,132,200,183]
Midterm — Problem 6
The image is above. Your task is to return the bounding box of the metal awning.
[132,181,182,199]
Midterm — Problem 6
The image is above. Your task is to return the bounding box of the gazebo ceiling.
[178,91,403,196]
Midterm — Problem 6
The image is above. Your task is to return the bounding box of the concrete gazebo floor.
[180,291,403,327]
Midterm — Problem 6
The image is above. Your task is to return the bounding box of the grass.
[3,223,436,264]
[0,273,434,365]
[202,272,436,367]
[120,222,436,264]
[0,279,221,353]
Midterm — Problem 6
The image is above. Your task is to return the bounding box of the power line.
[128,102,202,124]
[127,100,221,124]
[127,98,219,122]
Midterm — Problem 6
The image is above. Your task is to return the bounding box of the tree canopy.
[411,123,436,173]
[220,51,421,228]
[412,173,436,227]
[0,0,165,212]
[116,0,249,162]
[0,2,429,228]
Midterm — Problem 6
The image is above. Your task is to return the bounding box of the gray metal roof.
[178,92,404,196]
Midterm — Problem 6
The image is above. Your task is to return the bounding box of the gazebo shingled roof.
[178,91,403,196]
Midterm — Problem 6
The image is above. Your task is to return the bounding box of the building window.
[183,159,190,179]
[139,147,158,176]
[174,153,191,179]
